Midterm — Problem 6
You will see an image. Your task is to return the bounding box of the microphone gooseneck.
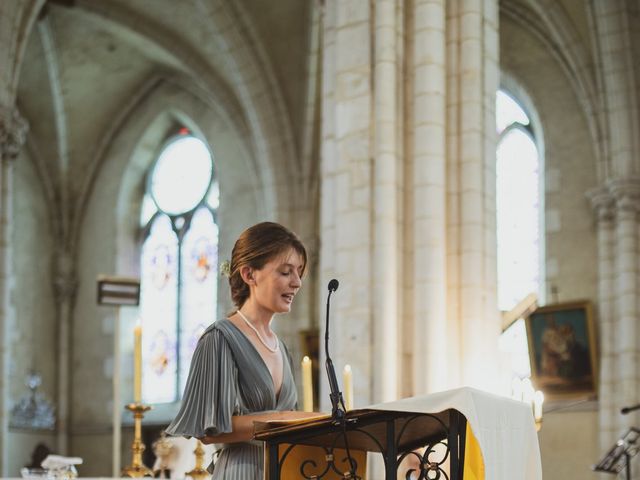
[323,278,358,477]
[324,279,343,418]
[324,279,339,359]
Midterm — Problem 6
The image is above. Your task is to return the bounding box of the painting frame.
[525,300,598,400]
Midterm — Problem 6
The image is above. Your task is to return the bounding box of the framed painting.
[525,301,598,399]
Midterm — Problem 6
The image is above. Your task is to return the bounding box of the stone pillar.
[588,186,616,450]
[411,0,499,392]
[591,1,640,455]
[411,0,448,394]
[590,180,640,450]
[0,104,27,475]
[455,0,500,390]
[592,1,639,178]
[372,0,400,403]
[52,250,77,455]
[320,0,500,404]
[610,181,640,435]
[320,0,375,406]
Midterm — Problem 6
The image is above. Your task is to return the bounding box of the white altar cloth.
[369,386,542,480]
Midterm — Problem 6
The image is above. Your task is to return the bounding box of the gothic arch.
[501,0,607,180]
[587,1,640,178]
[81,76,260,276]
[499,71,546,162]
[73,0,297,221]
[74,72,258,254]
[0,0,44,105]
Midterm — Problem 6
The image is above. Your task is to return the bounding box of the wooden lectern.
[255,408,467,479]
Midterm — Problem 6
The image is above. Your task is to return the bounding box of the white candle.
[343,365,353,410]
[302,356,313,412]
[134,324,142,403]
[534,390,544,421]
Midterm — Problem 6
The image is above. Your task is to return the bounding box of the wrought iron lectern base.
[259,409,467,480]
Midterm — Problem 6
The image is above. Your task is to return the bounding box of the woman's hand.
[198,410,327,445]
[273,410,327,421]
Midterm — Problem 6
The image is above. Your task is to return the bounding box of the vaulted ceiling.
[16,0,312,245]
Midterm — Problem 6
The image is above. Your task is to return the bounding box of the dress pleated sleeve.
[165,327,238,438]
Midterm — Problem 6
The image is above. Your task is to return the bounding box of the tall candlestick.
[343,365,353,410]
[302,356,313,412]
[134,324,142,403]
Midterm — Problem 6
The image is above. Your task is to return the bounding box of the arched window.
[496,89,544,390]
[139,132,219,404]
[496,89,542,312]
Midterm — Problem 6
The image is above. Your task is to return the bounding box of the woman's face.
[246,248,304,314]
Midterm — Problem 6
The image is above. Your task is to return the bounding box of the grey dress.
[166,319,298,479]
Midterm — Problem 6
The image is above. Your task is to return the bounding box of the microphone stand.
[325,284,346,421]
[324,280,358,478]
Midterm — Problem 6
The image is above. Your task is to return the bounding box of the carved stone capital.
[609,178,640,214]
[586,186,615,222]
[52,250,77,305]
[0,105,28,162]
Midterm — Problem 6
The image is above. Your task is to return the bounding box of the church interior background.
[1,0,639,478]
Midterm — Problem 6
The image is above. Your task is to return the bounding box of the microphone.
[621,404,640,415]
[323,278,358,477]
[324,279,345,422]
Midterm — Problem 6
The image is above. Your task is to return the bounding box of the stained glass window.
[139,133,218,404]
[140,215,178,403]
[179,208,218,394]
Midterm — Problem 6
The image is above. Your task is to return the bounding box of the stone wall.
[8,148,57,474]
[501,11,599,479]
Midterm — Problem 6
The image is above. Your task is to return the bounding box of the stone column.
[0,104,27,475]
[591,1,639,178]
[455,0,500,390]
[52,250,77,455]
[372,0,400,403]
[411,0,448,394]
[320,0,375,406]
[588,186,616,450]
[591,0,640,454]
[320,0,500,404]
[610,181,640,435]
[411,0,499,392]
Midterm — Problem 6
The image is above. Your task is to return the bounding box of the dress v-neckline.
[223,318,286,402]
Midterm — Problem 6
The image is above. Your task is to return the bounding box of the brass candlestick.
[185,440,209,480]
[121,402,154,478]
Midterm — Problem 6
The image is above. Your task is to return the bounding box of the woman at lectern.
[166,222,317,479]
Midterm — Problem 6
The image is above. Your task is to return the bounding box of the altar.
[255,387,542,480]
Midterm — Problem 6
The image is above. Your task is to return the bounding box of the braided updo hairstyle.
[228,222,307,308]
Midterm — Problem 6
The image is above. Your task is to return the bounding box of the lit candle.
[302,356,313,412]
[134,324,142,403]
[343,365,353,410]
[534,390,544,421]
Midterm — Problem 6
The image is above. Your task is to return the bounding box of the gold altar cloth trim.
[369,386,542,480]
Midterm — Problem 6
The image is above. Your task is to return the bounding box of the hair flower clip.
[219,260,231,277]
